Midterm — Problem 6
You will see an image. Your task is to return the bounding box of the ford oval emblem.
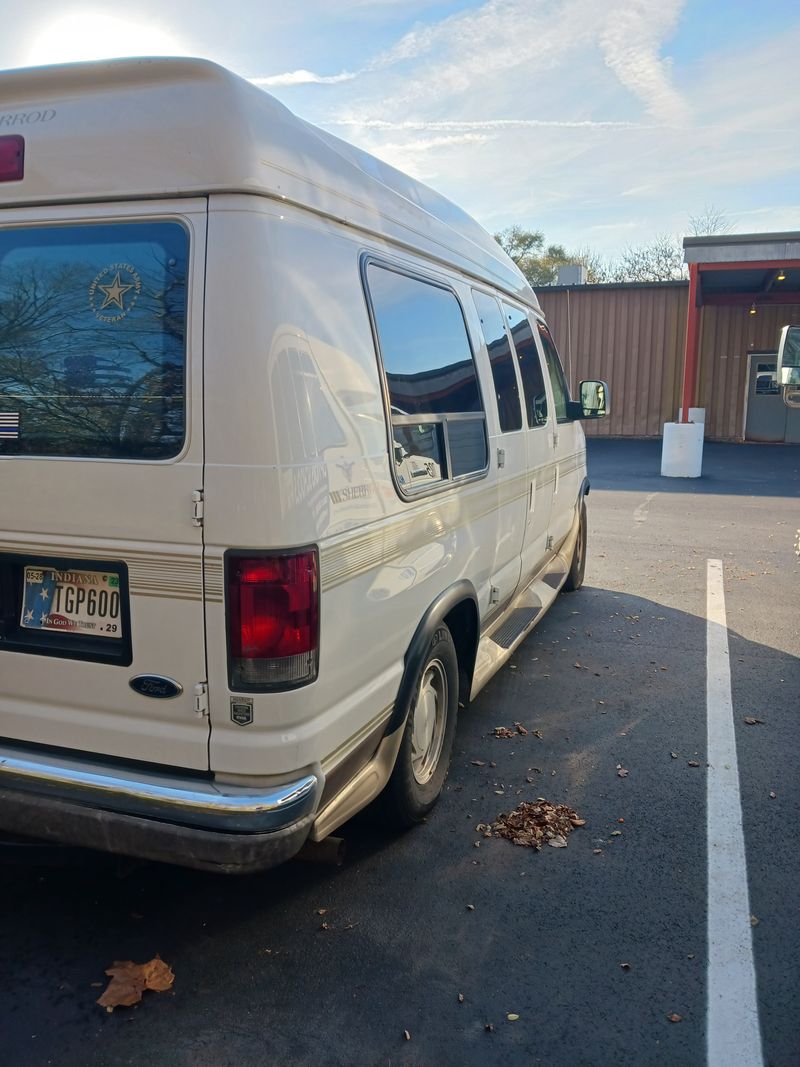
[129,675,183,699]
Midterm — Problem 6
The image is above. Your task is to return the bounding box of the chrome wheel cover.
[410,658,448,785]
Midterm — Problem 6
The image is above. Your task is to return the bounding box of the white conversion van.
[0,58,607,872]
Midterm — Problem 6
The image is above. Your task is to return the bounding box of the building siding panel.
[538,284,800,441]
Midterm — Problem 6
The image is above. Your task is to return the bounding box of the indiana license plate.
[21,566,123,639]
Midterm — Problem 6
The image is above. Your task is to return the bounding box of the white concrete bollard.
[661,421,704,478]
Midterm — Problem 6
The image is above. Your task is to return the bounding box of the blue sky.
[2,1,799,258]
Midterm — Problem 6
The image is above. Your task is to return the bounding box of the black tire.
[563,499,587,592]
[381,624,459,829]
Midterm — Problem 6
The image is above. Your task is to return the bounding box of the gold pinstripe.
[1,452,585,601]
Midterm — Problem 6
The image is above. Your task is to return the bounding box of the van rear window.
[0,220,188,460]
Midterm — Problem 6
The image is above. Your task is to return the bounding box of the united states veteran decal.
[88,262,142,323]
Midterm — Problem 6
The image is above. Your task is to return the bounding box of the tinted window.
[367,263,487,490]
[367,264,482,417]
[537,322,571,423]
[0,221,188,460]
[472,290,522,432]
[503,305,548,427]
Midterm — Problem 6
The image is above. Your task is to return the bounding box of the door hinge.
[496,448,506,469]
[552,431,559,448]
[193,682,209,718]
[546,534,554,551]
[192,489,204,527]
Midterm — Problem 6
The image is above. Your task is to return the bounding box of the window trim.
[502,300,551,431]
[0,215,192,464]
[534,317,572,425]
[471,287,524,435]
[360,253,490,500]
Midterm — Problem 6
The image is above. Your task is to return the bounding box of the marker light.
[0,136,24,182]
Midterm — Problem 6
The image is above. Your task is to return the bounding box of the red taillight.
[0,136,24,183]
[227,550,319,690]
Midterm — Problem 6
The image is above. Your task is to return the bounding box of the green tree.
[494,226,573,287]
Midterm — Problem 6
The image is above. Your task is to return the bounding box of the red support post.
[680,263,701,423]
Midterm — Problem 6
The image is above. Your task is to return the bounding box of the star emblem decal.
[98,271,134,311]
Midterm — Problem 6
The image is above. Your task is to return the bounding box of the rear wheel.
[382,624,459,828]
[564,499,587,592]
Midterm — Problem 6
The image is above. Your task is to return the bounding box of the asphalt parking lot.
[2,439,798,1067]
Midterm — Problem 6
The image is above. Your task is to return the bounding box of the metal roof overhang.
[679,232,800,421]
[683,232,800,307]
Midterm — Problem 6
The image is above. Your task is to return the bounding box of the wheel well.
[444,599,478,708]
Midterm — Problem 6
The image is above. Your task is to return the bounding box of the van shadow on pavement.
[1,583,798,1067]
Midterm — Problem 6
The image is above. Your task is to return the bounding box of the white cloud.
[598,0,689,124]
[251,69,356,86]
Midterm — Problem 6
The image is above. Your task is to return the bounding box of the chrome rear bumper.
[0,744,320,873]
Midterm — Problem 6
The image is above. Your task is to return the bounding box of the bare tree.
[609,234,687,283]
[687,204,733,237]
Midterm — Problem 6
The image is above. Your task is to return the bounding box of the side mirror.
[777,326,800,407]
[568,379,609,419]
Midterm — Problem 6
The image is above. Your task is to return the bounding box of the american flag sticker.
[0,412,20,439]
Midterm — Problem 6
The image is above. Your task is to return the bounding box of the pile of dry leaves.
[477,799,585,850]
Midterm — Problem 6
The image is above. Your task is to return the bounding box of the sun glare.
[25,12,187,67]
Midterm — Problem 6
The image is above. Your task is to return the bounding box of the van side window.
[472,290,522,432]
[366,263,488,491]
[0,221,188,460]
[536,321,571,423]
[503,305,548,428]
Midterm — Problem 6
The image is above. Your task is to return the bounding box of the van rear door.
[0,200,209,771]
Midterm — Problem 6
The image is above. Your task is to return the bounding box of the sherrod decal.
[130,675,183,699]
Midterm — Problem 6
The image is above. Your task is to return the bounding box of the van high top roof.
[0,56,538,308]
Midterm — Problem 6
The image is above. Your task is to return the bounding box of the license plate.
[21,566,123,639]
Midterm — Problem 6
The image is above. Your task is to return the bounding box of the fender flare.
[384,579,479,737]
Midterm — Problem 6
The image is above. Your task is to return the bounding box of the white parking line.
[706,559,763,1067]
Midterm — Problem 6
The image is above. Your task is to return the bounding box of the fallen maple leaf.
[97,956,174,1012]
[666,1013,682,1023]
[617,767,629,778]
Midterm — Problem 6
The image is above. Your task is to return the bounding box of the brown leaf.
[570,818,587,827]
[493,727,515,739]
[403,1030,411,1041]
[666,1014,682,1023]
[466,903,476,911]
[617,767,629,778]
[620,962,631,971]
[457,992,465,1003]
[470,759,486,766]
[769,790,776,799]
[743,717,764,725]
[750,915,759,927]
[514,722,528,736]
[687,760,701,767]
[97,956,174,1012]
[548,835,568,848]
[670,752,678,759]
